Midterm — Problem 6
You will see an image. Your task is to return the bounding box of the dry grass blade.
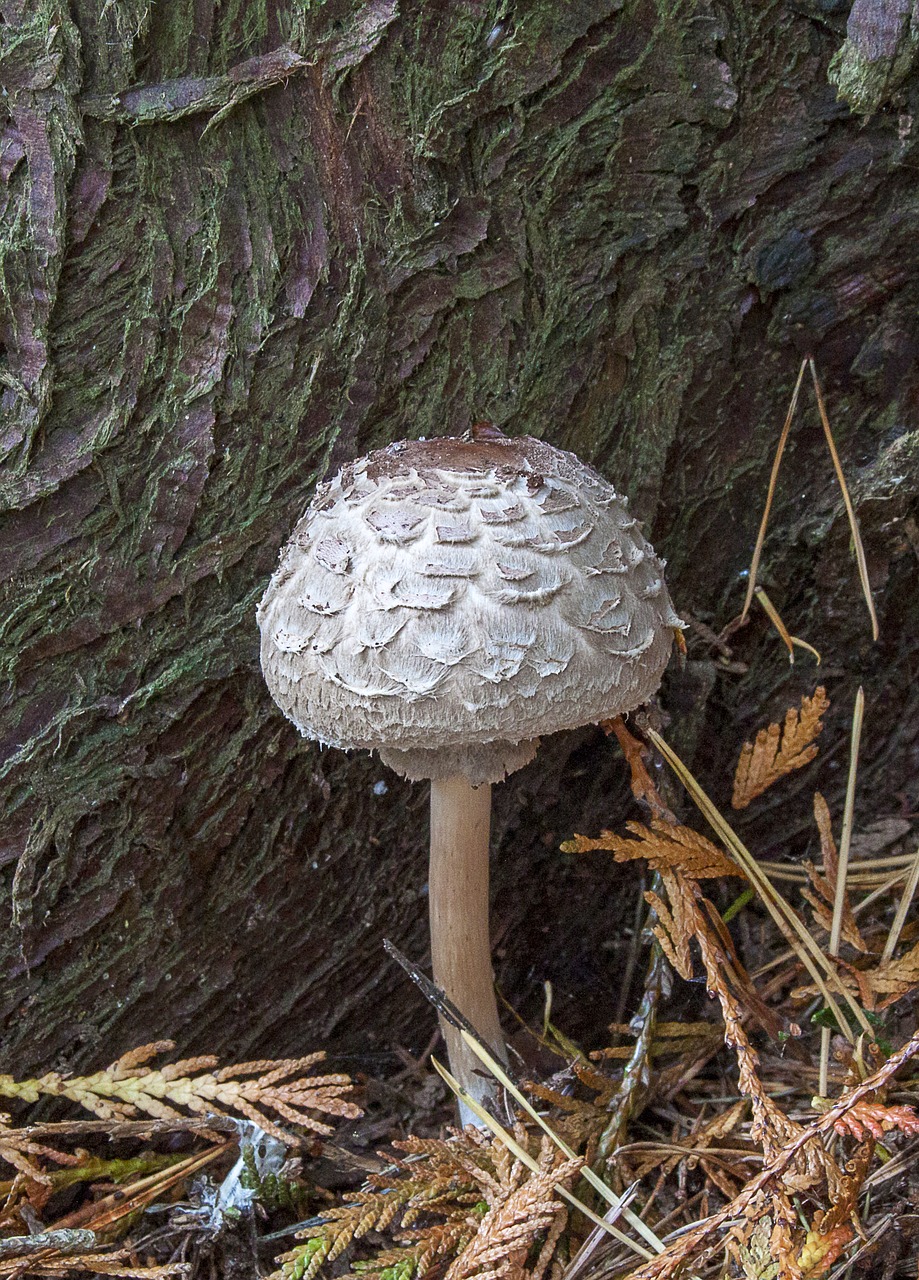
[829,689,863,960]
[809,358,879,642]
[646,727,874,1041]
[819,688,864,1097]
[430,1059,656,1262]
[881,839,919,964]
[803,793,867,953]
[737,358,807,627]
[732,687,829,810]
[754,587,821,664]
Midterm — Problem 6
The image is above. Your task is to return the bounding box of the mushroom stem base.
[429,775,507,1124]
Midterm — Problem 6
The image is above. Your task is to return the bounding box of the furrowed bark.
[0,0,917,1079]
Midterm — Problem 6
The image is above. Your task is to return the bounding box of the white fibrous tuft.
[257,430,682,784]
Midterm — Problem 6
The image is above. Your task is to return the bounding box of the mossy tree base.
[1,0,918,1078]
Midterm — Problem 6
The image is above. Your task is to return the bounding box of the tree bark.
[1,0,918,1080]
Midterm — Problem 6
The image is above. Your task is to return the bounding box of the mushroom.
[257,424,681,1123]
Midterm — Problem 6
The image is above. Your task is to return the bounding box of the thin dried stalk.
[820,689,864,1096]
[754,587,821,664]
[808,358,879,642]
[737,359,808,626]
[880,840,919,964]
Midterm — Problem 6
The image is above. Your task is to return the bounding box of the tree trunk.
[1,0,918,1080]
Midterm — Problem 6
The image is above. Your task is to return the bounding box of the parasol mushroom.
[257,424,681,1123]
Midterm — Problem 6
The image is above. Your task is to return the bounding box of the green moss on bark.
[1,0,917,1078]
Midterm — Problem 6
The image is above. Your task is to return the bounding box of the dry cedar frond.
[526,1059,629,1163]
[727,1217,778,1280]
[624,1030,919,1280]
[575,820,799,1163]
[274,1130,486,1280]
[770,1198,804,1280]
[0,1252,188,1279]
[0,1111,87,1190]
[276,1130,577,1280]
[854,937,919,1009]
[0,1122,79,1190]
[801,794,868,952]
[564,821,743,881]
[617,1100,753,1201]
[525,1062,619,1154]
[0,1044,359,1146]
[358,1221,480,1279]
[831,1100,919,1142]
[794,936,919,1012]
[732,688,829,810]
[445,1145,580,1280]
[593,1021,722,1060]
[798,1221,855,1276]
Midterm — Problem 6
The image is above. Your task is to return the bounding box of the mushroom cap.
[257,426,682,785]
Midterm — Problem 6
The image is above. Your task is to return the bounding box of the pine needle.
[803,794,868,953]
[808,358,880,642]
[734,357,879,646]
[731,688,829,810]
[759,850,915,886]
[829,689,864,960]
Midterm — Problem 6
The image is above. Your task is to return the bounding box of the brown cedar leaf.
[797,1221,855,1277]
[801,793,868,953]
[445,1143,580,1280]
[565,821,743,881]
[796,929,919,1013]
[854,937,919,1010]
[0,1045,360,1147]
[832,1100,919,1142]
[732,688,830,810]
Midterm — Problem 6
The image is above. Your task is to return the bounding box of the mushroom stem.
[429,775,507,1123]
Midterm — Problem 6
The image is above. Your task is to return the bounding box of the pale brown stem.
[429,775,507,1123]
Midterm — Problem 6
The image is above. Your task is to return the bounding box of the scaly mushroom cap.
[258,426,682,785]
